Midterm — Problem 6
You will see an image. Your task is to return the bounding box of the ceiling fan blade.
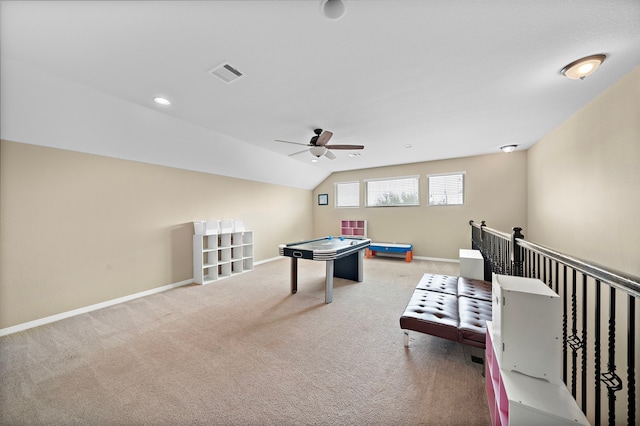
[324,144,364,150]
[324,150,336,160]
[288,148,310,157]
[316,131,333,146]
[275,139,309,146]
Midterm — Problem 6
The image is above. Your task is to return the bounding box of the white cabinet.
[459,249,484,280]
[491,274,561,383]
[193,220,253,285]
[486,321,589,426]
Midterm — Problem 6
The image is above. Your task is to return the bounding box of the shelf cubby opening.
[243,258,254,271]
[218,263,231,278]
[242,232,253,244]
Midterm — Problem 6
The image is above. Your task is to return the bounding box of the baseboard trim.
[254,256,281,266]
[0,255,458,336]
[0,278,193,337]
[413,256,459,263]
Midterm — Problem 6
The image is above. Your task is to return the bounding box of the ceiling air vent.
[208,62,244,83]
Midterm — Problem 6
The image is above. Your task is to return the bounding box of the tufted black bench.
[400,273,492,349]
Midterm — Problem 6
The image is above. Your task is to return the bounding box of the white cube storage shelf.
[486,322,588,426]
[491,274,562,383]
[193,221,253,284]
[340,220,367,237]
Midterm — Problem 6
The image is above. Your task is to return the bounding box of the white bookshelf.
[193,220,253,284]
[486,322,588,426]
[486,274,588,426]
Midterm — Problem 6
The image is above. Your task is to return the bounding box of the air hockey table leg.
[290,257,298,294]
[325,260,334,304]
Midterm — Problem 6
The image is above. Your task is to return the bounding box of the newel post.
[511,227,524,277]
[480,221,491,280]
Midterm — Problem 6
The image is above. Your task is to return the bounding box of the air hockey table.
[279,236,371,303]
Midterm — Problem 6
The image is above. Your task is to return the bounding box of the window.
[365,176,419,207]
[334,181,360,207]
[428,172,465,206]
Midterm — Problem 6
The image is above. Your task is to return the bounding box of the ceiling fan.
[274,129,364,160]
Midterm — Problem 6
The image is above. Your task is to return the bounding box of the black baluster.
[628,295,636,426]
[601,287,622,426]
[497,237,503,274]
[581,274,588,411]
[563,265,568,386]
[595,279,601,426]
[571,269,578,397]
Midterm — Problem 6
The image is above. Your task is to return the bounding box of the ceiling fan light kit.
[275,128,363,160]
[561,54,606,80]
[310,146,326,157]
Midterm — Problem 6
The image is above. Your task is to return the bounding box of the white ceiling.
[2,1,640,190]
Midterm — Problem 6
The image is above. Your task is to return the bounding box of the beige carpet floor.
[0,256,491,426]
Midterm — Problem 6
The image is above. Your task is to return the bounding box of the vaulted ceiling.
[2,1,639,190]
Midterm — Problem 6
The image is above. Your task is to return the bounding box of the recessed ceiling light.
[311,158,319,163]
[154,97,171,106]
[404,144,413,149]
[561,54,606,80]
[348,152,362,158]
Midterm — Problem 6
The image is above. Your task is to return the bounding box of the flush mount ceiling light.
[153,97,171,106]
[561,54,606,80]
[321,0,346,20]
[500,145,517,153]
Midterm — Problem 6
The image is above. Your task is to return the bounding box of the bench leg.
[405,251,412,262]
[403,330,409,347]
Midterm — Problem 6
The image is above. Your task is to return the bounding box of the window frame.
[334,181,360,208]
[364,175,420,207]
[427,171,465,206]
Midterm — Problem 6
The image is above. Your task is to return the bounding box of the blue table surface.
[369,243,412,249]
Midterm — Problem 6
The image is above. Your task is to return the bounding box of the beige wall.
[4,67,637,332]
[527,66,640,277]
[0,141,312,329]
[527,66,640,425]
[311,152,528,260]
